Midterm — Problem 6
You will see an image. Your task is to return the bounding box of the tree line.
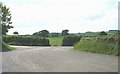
[32,29,69,37]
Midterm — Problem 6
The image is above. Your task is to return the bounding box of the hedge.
[62,35,82,46]
[3,35,50,46]
[74,35,119,56]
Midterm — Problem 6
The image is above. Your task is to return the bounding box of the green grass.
[74,40,119,56]
[2,42,15,51]
[48,37,63,46]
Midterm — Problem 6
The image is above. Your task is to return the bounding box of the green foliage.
[99,31,107,35]
[13,31,19,35]
[0,3,13,35]
[3,35,50,46]
[62,35,82,46]
[108,30,120,35]
[62,29,69,36]
[74,36,119,56]
[48,37,63,46]
[2,41,15,51]
[0,3,14,51]
[49,33,61,37]
[33,30,49,37]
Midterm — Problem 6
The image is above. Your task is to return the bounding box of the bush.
[97,36,118,43]
[99,31,107,35]
[62,35,82,46]
[3,35,50,46]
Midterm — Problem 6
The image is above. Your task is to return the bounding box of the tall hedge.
[3,35,50,46]
[62,35,82,46]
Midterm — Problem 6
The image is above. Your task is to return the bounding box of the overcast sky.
[1,0,118,35]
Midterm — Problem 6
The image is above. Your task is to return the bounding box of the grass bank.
[74,36,119,56]
[2,42,15,51]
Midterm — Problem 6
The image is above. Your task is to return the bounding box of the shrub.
[3,35,50,46]
[62,35,82,46]
[99,31,107,35]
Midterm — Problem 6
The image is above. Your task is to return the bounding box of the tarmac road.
[2,46,118,72]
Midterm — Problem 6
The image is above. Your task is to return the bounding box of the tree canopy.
[33,30,49,37]
[99,31,107,35]
[13,31,19,35]
[62,29,69,36]
[0,3,13,35]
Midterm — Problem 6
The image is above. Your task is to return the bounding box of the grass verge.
[2,42,15,51]
[74,40,119,56]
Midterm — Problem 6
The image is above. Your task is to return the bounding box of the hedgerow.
[74,35,119,56]
[3,35,50,46]
[62,35,82,46]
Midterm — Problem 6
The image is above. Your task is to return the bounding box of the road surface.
[2,46,118,72]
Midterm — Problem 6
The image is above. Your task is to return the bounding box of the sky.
[1,0,119,35]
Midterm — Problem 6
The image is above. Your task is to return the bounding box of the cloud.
[1,0,118,35]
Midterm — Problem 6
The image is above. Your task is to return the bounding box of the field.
[48,37,63,46]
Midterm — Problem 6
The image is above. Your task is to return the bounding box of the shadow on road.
[1,49,11,52]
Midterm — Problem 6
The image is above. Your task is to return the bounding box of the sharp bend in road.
[2,46,118,72]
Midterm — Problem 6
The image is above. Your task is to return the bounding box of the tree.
[33,30,49,37]
[33,32,38,36]
[1,3,14,51]
[39,30,49,37]
[99,31,107,35]
[62,29,69,36]
[13,31,18,35]
[0,3,13,35]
